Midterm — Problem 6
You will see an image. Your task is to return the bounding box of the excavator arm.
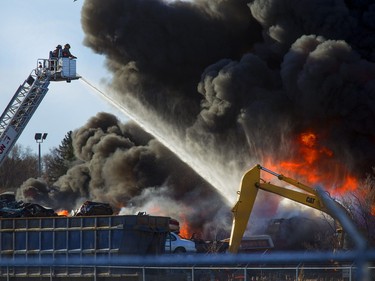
[228,164,344,253]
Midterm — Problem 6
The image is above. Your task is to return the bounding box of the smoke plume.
[17,113,230,236]
[18,0,375,240]
[81,1,374,182]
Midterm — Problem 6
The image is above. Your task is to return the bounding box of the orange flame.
[265,130,358,194]
[176,214,196,239]
[57,209,69,216]
[179,222,192,239]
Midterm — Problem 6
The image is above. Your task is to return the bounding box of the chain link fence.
[0,250,374,281]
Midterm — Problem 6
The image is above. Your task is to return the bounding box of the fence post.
[296,264,300,281]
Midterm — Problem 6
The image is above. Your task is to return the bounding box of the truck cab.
[165,232,197,254]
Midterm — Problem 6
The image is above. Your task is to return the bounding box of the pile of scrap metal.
[72,201,113,216]
[0,192,56,218]
[0,192,113,218]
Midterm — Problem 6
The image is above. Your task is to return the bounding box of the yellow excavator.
[228,164,362,253]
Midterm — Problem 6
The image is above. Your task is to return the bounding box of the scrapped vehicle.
[0,192,57,218]
[169,218,180,232]
[165,232,197,254]
[0,192,16,203]
[221,235,274,253]
[73,201,113,216]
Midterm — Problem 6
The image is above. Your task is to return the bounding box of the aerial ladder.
[229,164,366,253]
[0,54,80,167]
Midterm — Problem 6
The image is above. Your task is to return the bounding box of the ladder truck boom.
[0,56,80,167]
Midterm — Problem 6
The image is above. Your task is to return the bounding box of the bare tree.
[0,144,38,192]
[339,169,375,246]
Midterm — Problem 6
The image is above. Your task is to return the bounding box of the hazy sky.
[0,0,128,154]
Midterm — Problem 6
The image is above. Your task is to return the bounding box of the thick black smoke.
[80,0,375,175]
[18,0,375,241]
[17,112,231,237]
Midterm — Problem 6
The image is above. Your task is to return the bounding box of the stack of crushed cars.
[0,192,56,218]
[0,192,113,218]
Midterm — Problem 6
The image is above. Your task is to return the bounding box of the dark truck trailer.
[0,214,170,279]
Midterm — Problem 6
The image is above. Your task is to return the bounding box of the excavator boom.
[228,164,351,253]
[229,166,260,254]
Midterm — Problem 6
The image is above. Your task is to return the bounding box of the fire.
[299,132,333,164]
[176,214,195,239]
[265,130,358,194]
[57,209,69,216]
[179,222,192,239]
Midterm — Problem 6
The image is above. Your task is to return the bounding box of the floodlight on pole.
[35,133,48,178]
